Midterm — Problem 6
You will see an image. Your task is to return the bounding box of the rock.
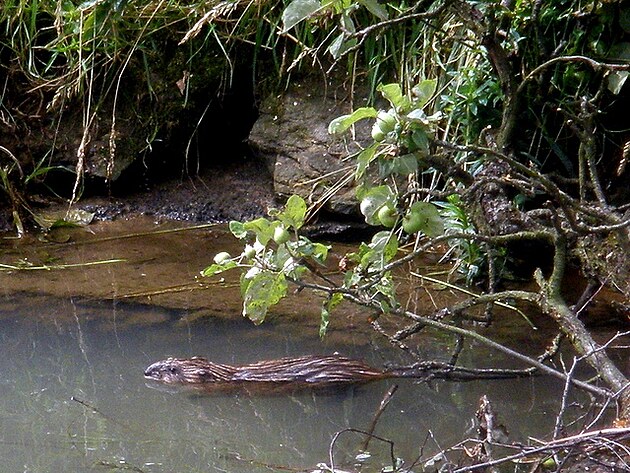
[248,77,372,217]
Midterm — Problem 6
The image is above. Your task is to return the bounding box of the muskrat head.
[144,357,190,383]
[144,357,235,384]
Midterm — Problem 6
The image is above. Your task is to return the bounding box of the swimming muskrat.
[144,355,389,386]
[144,354,530,390]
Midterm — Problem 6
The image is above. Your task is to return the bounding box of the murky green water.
[0,293,575,473]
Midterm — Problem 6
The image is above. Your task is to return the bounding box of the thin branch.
[328,428,397,472]
[452,427,630,473]
[327,0,454,70]
[553,356,578,440]
[362,385,398,451]
[517,55,630,96]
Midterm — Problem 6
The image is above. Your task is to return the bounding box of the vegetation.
[203,0,630,470]
[0,0,286,227]
[2,0,630,470]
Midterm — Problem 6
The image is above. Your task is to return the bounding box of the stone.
[248,77,373,216]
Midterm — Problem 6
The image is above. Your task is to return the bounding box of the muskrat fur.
[144,354,531,392]
[144,355,389,386]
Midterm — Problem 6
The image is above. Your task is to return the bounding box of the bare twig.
[362,385,398,451]
[452,427,630,473]
[328,428,397,472]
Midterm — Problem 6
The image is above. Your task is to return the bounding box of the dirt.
[80,153,278,223]
[0,152,275,233]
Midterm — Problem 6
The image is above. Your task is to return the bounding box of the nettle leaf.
[242,271,288,324]
[411,79,437,108]
[328,107,378,135]
[281,0,320,33]
[358,185,396,225]
[377,83,411,112]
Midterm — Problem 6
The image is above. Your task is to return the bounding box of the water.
[0,220,596,472]
[0,294,577,473]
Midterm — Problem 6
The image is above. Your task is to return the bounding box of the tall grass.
[0,0,295,209]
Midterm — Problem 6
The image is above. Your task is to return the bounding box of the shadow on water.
[0,294,577,473]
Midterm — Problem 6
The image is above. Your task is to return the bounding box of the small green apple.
[273,226,290,244]
[377,206,398,228]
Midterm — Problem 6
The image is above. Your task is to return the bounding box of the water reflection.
[0,294,572,472]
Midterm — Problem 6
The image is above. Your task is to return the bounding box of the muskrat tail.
[387,361,534,381]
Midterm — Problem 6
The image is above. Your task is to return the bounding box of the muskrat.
[144,354,530,390]
[144,355,388,386]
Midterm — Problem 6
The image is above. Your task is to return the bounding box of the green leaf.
[311,242,330,264]
[355,144,377,180]
[229,220,247,239]
[607,71,629,95]
[403,202,444,237]
[374,274,397,312]
[377,83,410,112]
[281,195,307,229]
[358,185,396,225]
[343,267,362,287]
[371,231,399,262]
[340,10,355,32]
[201,260,238,276]
[411,79,437,108]
[320,306,331,338]
[33,208,95,231]
[407,109,428,124]
[320,292,343,338]
[281,0,320,33]
[410,128,430,154]
[395,154,419,174]
[293,237,331,264]
[243,217,274,245]
[358,0,388,20]
[327,32,357,59]
[242,271,288,324]
[379,154,418,177]
[328,107,378,135]
[360,231,398,269]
